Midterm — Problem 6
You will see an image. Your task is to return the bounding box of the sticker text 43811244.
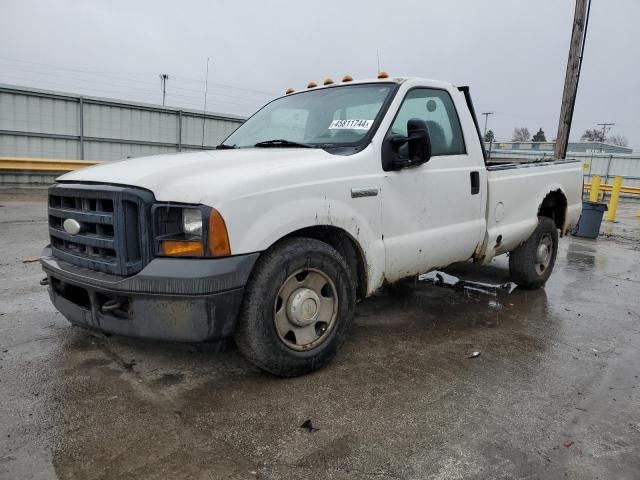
[329,119,373,130]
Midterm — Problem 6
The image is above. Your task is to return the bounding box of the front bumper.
[40,247,259,342]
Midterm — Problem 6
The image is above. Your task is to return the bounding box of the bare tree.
[607,134,628,147]
[580,128,605,142]
[512,127,530,142]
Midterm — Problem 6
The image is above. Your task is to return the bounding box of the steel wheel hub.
[535,234,553,274]
[273,268,338,351]
[287,288,320,326]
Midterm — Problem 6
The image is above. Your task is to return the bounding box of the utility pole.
[554,0,591,159]
[481,112,493,138]
[596,122,614,142]
[159,74,169,106]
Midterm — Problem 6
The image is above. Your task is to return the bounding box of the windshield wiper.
[216,143,237,149]
[254,139,314,148]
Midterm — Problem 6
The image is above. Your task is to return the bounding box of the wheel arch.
[274,225,368,300]
[537,188,568,234]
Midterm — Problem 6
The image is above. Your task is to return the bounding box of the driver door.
[381,87,485,280]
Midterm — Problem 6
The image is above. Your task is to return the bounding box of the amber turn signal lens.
[208,208,231,257]
[160,240,204,257]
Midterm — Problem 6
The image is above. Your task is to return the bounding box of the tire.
[508,216,558,289]
[234,237,355,377]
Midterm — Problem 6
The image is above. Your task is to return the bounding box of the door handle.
[351,187,379,198]
[470,171,480,195]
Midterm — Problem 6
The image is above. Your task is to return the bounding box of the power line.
[0,60,273,102]
[0,67,162,96]
[0,73,258,115]
[0,68,267,110]
[0,56,278,97]
[0,55,159,77]
[0,73,160,100]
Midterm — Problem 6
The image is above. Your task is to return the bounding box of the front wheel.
[509,216,558,289]
[234,237,355,377]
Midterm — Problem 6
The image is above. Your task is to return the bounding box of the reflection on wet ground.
[1,198,640,479]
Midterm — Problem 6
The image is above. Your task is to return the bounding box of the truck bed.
[479,159,583,264]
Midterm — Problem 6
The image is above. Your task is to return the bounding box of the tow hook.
[39,277,49,286]
[101,298,124,313]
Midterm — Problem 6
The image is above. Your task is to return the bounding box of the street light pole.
[482,112,493,138]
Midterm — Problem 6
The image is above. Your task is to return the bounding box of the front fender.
[221,195,386,296]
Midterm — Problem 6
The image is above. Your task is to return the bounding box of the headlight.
[182,208,203,237]
[153,205,230,258]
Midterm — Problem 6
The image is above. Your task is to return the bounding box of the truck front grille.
[48,184,154,276]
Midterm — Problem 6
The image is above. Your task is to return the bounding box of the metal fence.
[0,84,245,161]
[488,150,640,189]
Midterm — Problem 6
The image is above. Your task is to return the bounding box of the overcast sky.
[1,0,638,148]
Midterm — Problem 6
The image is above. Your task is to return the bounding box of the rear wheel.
[509,216,558,289]
[234,237,355,376]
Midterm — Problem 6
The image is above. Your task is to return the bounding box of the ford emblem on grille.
[63,218,82,235]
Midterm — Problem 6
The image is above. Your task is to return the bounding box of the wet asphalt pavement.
[1,194,639,480]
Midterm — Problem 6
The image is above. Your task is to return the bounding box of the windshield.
[221,83,395,148]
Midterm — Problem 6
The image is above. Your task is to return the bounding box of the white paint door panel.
[381,87,486,281]
[382,156,485,281]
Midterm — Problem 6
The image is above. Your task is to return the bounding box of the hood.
[58,148,343,205]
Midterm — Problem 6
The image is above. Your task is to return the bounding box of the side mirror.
[382,118,432,171]
[406,119,431,163]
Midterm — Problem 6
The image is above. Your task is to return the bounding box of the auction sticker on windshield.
[329,119,373,130]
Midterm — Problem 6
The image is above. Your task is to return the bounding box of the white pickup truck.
[40,75,583,376]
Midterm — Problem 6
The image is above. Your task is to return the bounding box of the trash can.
[572,201,608,239]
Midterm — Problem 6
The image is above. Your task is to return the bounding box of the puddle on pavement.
[565,242,611,273]
[356,265,551,341]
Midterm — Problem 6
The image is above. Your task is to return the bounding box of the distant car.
[40,75,583,376]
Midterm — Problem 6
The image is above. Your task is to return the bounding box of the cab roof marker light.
[285,88,295,95]
[342,75,353,82]
[323,78,334,85]
[307,82,317,89]
[377,71,389,79]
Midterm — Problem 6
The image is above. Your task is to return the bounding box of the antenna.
[376,49,380,72]
[201,57,210,148]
